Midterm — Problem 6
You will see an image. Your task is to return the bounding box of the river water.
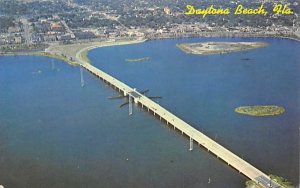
[0,37,299,187]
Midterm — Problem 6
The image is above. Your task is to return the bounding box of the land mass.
[1,37,146,66]
[125,57,150,62]
[235,105,285,116]
[177,42,268,55]
[246,174,294,188]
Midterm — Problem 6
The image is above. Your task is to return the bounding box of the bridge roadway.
[80,62,280,188]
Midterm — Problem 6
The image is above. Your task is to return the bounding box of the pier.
[79,62,279,188]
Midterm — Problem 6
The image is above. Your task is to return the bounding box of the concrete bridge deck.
[80,62,280,188]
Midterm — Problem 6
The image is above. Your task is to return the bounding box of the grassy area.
[38,52,78,66]
[0,37,146,66]
[245,175,295,188]
[80,49,91,64]
[176,43,193,54]
[45,37,146,65]
[0,51,77,66]
[235,105,285,116]
[0,44,48,54]
[176,42,268,55]
[269,175,295,188]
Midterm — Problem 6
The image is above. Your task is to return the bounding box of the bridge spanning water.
[79,62,280,188]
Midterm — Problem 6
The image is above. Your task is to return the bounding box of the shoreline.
[235,106,285,116]
[0,33,299,65]
[176,42,268,55]
[0,38,147,66]
[75,38,147,65]
[0,34,298,188]
[146,32,300,43]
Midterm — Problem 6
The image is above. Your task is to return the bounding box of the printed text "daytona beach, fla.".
[184,4,293,18]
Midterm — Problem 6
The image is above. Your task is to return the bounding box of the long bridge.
[78,58,280,187]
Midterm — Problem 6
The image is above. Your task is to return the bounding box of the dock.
[80,62,279,188]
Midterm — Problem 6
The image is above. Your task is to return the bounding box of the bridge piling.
[80,66,85,87]
[129,96,133,115]
[189,137,193,151]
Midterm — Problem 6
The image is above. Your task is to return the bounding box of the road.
[20,18,31,45]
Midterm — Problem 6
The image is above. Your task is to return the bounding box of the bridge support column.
[80,66,84,87]
[189,137,193,151]
[129,96,133,116]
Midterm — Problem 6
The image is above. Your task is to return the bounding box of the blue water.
[0,37,299,187]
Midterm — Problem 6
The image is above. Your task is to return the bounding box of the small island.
[176,42,268,55]
[235,105,285,116]
[125,57,150,62]
[245,174,294,188]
